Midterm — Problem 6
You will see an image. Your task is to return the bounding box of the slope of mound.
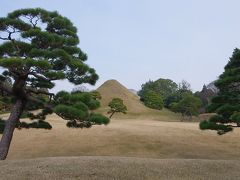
[97,80,146,113]
[97,79,178,120]
[0,156,239,180]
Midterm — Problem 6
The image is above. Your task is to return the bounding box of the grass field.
[1,114,240,160]
[1,114,240,179]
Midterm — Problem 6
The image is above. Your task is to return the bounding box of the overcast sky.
[1,0,240,92]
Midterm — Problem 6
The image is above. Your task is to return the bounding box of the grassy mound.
[97,79,178,120]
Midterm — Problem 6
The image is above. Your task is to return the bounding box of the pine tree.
[0,8,109,160]
[141,90,163,110]
[170,95,202,120]
[108,98,127,118]
[138,78,178,108]
[200,48,240,135]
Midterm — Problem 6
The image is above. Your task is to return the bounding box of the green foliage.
[139,78,195,111]
[0,118,52,133]
[20,111,29,119]
[73,102,89,113]
[18,120,52,130]
[200,48,240,134]
[139,78,178,107]
[170,95,202,119]
[89,113,110,125]
[54,104,88,120]
[0,8,108,133]
[53,91,109,128]
[199,120,233,135]
[142,90,163,110]
[54,91,100,110]
[69,93,91,104]
[0,90,108,133]
[108,98,127,118]
[90,90,102,100]
[0,7,98,93]
[206,103,222,113]
[169,102,179,112]
[209,115,225,123]
[216,104,240,119]
[231,112,240,124]
[25,96,48,111]
[66,121,91,128]
[87,99,100,110]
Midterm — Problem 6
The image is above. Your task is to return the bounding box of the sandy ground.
[0,156,240,180]
[1,114,240,160]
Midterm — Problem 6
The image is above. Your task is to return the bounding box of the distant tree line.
[138,78,217,119]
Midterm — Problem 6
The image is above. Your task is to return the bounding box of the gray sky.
[1,0,240,92]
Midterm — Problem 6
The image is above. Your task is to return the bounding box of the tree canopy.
[0,8,108,160]
[54,91,109,128]
[200,48,240,135]
[108,98,127,118]
[138,78,178,108]
[141,90,163,110]
[171,95,202,119]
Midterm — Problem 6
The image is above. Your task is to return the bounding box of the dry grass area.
[2,114,240,160]
[1,156,240,180]
[1,114,240,179]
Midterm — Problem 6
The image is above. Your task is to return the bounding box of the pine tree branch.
[25,87,54,100]
[0,82,13,95]
[29,71,60,81]
[0,80,53,109]
[29,72,51,82]
[0,37,9,41]
[0,28,14,41]
[0,27,22,54]
[31,16,40,28]
[26,95,53,109]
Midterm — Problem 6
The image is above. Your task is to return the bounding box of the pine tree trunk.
[0,99,25,160]
[109,112,115,119]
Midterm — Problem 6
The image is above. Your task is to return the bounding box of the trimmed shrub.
[89,113,110,125]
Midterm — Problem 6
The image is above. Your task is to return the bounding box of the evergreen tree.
[141,90,163,110]
[170,95,202,120]
[54,91,109,128]
[200,48,240,135]
[138,78,178,108]
[108,98,127,118]
[0,8,108,160]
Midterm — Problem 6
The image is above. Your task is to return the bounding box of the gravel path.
[0,156,239,180]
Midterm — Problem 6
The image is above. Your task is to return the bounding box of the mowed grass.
[1,157,240,180]
[1,113,240,160]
